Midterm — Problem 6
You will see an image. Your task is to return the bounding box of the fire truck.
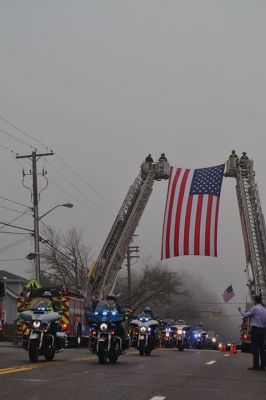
[87,156,170,300]
[225,152,266,351]
[16,282,89,346]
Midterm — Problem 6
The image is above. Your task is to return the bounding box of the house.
[0,270,27,324]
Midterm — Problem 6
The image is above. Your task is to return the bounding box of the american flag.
[161,164,225,259]
[222,285,235,303]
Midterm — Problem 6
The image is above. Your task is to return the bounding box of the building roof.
[0,270,27,283]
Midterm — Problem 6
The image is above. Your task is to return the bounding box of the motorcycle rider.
[139,306,155,320]
[105,295,128,350]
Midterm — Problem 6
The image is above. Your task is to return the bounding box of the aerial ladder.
[87,157,170,300]
[225,152,266,305]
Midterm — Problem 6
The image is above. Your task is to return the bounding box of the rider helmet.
[144,306,152,314]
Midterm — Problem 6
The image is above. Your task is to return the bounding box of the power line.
[0,196,30,209]
[0,231,31,235]
[48,177,112,222]
[0,204,32,215]
[54,153,117,212]
[0,258,27,262]
[0,236,29,253]
[0,128,33,149]
[0,114,51,151]
[0,220,33,232]
[0,209,31,231]
[0,143,17,154]
[46,159,114,218]
[0,114,116,213]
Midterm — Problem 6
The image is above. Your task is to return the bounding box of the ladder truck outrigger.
[225,152,266,351]
[87,156,170,302]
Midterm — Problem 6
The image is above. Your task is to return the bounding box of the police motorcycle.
[88,299,130,364]
[161,320,176,348]
[192,324,207,349]
[21,292,66,362]
[173,319,191,351]
[205,331,219,350]
[130,308,159,356]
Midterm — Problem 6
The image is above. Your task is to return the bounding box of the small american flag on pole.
[161,164,225,259]
[222,285,235,303]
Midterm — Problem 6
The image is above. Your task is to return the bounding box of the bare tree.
[40,225,92,293]
[117,262,186,312]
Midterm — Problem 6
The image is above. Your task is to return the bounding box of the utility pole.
[125,236,139,304]
[16,150,53,282]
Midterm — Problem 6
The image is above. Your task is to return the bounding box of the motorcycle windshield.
[92,302,123,323]
[138,315,153,322]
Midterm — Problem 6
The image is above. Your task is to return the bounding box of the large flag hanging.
[222,285,235,303]
[161,164,225,259]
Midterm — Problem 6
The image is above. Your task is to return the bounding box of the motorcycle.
[173,320,191,351]
[88,301,130,364]
[161,325,176,348]
[192,329,207,349]
[21,306,66,362]
[130,315,159,356]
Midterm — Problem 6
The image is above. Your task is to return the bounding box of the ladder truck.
[87,157,170,300]
[225,152,266,350]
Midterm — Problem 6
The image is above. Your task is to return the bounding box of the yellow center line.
[0,349,141,376]
[0,365,39,376]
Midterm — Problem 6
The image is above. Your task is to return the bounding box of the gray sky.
[0,0,266,331]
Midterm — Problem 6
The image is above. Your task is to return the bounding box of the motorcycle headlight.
[177,329,182,335]
[212,338,216,343]
[140,326,147,333]
[100,323,108,331]
[183,331,186,335]
[165,333,170,337]
[33,320,41,328]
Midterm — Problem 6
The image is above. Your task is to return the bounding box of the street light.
[31,203,74,283]
[38,203,73,221]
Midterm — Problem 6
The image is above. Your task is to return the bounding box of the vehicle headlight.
[212,338,217,343]
[100,323,108,331]
[140,326,147,333]
[165,333,170,337]
[33,321,41,328]
[177,329,182,335]
[183,331,186,335]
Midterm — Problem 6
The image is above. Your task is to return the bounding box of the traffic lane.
[1,348,266,400]
[163,349,266,400]
[0,344,29,368]
[0,344,88,369]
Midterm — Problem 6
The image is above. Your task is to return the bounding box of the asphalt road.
[1,343,266,400]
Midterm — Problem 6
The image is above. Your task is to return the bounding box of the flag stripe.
[184,194,193,255]
[170,169,185,258]
[179,170,194,256]
[189,195,198,254]
[200,196,208,256]
[194,194,203,255]
[174,169,190,256]
[166,168,181,259]
[205,195,213,256]
[210,196,217,256]
[214,197,220,257]
[161,166,173,259]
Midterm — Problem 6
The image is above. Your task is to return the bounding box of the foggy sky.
[1,0,266,335]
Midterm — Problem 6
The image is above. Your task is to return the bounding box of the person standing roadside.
[238,295,266,371]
